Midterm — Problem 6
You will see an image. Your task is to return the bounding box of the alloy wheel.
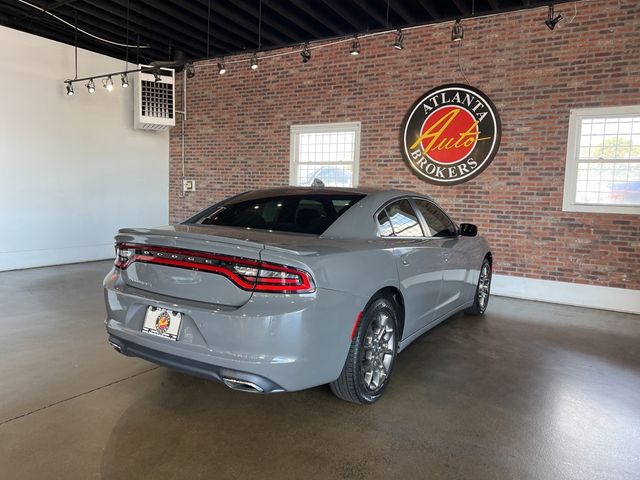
[361,311,396,391]
[478,262,491,309]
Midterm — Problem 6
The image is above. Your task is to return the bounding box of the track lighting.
[186,63,196,78]
[65,82,74,96]
[153,71,162,82]
[350,35,360,56]
[86,78,95,93]
[451,19,464,42]
[103,75,114,91]
[545,5,563,30]
[218,60,226,75]
[393,29,405,50]
[121,73,129,88]
[301,43,311,63]
[250,53,259,70]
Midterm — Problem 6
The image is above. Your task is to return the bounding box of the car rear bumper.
[103,268,364,392]
[107,335,284,392]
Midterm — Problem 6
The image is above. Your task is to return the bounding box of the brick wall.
[169,0,640,290]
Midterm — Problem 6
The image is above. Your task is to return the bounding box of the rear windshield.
[187,194,365,235]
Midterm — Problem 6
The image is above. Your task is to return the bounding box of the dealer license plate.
[142,307,182,341]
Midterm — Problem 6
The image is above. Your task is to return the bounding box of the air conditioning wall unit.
[133,66,175,131]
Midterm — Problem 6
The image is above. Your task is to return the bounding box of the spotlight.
[393,29,405,50]
[65,82,74,96]
[103,76,114,91]
[153,70,162,82]
[86,78,95,93]
[301,43,311,63]
[350,35,360,56]
[250,53,258,70]
[545,5,563,30]
[186,63,196,78]
[451,19,464,42]
[121,73,129,88]
[218,60,226,75]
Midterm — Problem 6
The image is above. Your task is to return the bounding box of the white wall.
[0,27,169,271]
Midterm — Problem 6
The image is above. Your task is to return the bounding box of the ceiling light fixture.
[218,59,226,75]
[103,75,114,91]
[350,35,360,56]
[545,5,563,30]
[250,53,259,70]
[62,66,170,95]
[301,42,311,63]
[451,19,464,42]
[393,29,405,50]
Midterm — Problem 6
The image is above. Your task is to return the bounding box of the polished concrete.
[1,261,639,479]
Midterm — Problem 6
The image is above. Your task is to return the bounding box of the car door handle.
[400,254,410,266]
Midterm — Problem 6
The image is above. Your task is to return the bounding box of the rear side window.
[377,199,424,237]
[413,199,457,237]
[377,210,394,236]
[188,194,364,235]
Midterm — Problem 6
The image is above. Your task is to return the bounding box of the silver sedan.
[104,187,492,404]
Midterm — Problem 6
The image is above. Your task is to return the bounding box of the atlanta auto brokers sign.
[401,84,501,185]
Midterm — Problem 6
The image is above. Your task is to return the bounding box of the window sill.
[562,202,640,215]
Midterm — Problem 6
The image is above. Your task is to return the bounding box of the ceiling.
[1,0,577,63]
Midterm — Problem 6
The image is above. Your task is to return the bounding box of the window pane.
[192,194,365,235]
[574,115,640,206]
[292,125,358,187]
[298,164,353,187]
[413,200,457,237]
[377,209,394,236]
[385,200,423,237]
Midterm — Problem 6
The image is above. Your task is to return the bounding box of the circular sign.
[155,312,171,333]
[401,84,501,185]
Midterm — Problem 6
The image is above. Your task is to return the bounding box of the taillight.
[114,244,134,269]
[114,243,314,294]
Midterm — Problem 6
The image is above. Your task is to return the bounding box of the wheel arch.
[367,286,406,342]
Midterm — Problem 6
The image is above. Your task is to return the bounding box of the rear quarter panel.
[260,240,400,307]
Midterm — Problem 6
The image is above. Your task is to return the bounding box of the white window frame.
[563,105,640,215]
[289,122,361,187]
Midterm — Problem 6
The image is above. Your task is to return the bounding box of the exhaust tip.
[109,340,122,353]
[222,377,264,393]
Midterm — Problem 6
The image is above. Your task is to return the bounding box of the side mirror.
[459,223,478,237]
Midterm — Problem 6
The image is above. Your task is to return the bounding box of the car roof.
[233,186,431,202]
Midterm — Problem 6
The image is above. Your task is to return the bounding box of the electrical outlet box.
[183,179,196,192]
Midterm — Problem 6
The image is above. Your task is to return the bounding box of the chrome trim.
[222,377,265,393]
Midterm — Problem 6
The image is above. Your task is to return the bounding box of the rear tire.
[330,297,399,404]
[466,257,492,316]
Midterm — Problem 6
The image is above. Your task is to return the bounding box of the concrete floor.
[1,262,639,480]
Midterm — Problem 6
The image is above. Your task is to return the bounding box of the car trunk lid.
[116,226,266,307]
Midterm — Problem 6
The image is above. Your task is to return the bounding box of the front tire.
[466,257,492,315]
[330,297,399,404]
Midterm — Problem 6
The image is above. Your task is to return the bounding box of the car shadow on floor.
[99,301,640,480]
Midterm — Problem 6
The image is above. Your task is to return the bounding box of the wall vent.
[133,66,175,131]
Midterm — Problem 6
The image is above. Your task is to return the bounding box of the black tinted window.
[414,199,457,237]
[189,194,364,235]
[379,199,424,237]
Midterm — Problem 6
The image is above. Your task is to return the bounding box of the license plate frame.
[142,306,182,341]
